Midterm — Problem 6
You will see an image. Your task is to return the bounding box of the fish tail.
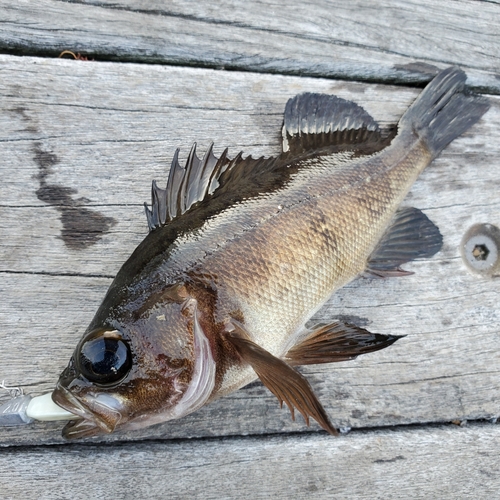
[399,67,489,158]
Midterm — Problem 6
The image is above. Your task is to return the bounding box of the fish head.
[52,283,216,439]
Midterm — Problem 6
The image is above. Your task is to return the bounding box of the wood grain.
[0,423,499,499]
[0,54,498,446]
[0,0,499,93]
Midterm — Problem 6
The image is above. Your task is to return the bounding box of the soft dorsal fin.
[282,92,388,157]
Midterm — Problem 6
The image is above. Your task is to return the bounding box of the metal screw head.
[461,223,500,277]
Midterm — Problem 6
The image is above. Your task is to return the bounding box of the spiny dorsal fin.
[145,142,230,231]
[145,143,283,232]
[282,92,386,157]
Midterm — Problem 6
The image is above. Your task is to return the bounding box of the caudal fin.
[399,67,489,158]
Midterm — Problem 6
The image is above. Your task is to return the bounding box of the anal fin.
[366,207,443,277]
[226,323,338,436]
[285,322,403,366]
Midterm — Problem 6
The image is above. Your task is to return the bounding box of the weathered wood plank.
[0,0,499,93]
[0,423,499,499]
[0,55,498,275]
[0,54,498,445]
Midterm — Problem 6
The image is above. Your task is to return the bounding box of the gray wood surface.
[1,423,499,499]
[0,54,498,447]
[0,0,499,93]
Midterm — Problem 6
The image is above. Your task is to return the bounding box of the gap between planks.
[0,0,499,93]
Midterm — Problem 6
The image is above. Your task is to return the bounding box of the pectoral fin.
[285,322,403,366]
[366,207,443,277]
[226,325,338,435]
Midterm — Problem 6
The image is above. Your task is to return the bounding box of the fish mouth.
[52,386,122,439]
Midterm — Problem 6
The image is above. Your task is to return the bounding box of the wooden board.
[1,0,499,496]
[0,54,498,446]
[0,0,499,93]
[0,423,499,499]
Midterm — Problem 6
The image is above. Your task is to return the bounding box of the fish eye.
[78,336,132,385]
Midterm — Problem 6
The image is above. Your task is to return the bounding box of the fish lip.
[52,385,115,434]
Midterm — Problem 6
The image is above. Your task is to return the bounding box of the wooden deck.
[0,1,499,498]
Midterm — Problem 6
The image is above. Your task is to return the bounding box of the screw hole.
[472,244,489,261]
[461,223,500,277]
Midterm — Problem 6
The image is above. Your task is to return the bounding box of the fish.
[51,67,489,439]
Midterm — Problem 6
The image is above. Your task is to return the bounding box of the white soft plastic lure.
[0,390,74,426]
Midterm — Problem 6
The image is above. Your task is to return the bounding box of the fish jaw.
[52,385,122,438]
[59,417,107,439]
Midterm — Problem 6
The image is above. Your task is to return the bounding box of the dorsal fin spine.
[181,143,197,212]
[150,181,159,229]
[190,145,207,206]
[152,180,167,226]
[144,202,155,231]
[208,147,228,193]
[198,143,216,197]
[166,148,183,220]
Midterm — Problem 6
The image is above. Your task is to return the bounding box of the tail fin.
[399,67,489,158]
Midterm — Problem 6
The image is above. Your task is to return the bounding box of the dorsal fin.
[145,93,395,232]
[145,143,283,232]
[145,142,230,231]
[282,92,387,157]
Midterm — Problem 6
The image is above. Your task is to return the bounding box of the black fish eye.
[78,336,132,385]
